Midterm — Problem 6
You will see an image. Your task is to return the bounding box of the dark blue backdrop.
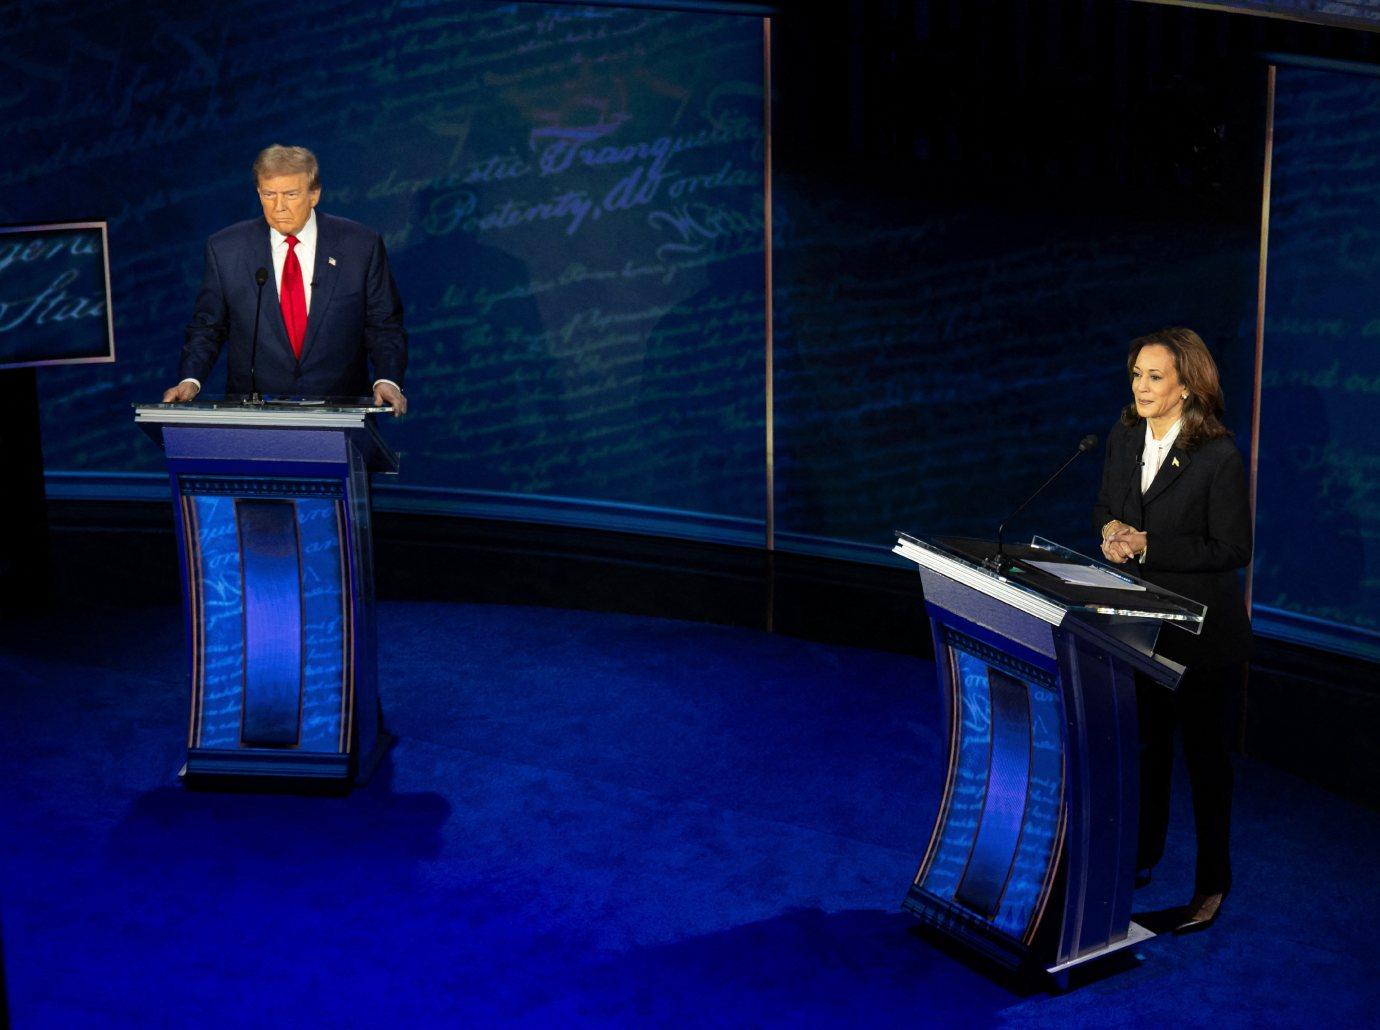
[8,1,1262,562]
[11,2,1380,660]
[7,1,768,539]
[1255,61,1380,661]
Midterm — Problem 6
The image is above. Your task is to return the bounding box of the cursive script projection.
[0,226,111,366]
[6,1,765,523]
[1168,0,1380,31]
[1254,65,1380,651]
[770,179,1258,552]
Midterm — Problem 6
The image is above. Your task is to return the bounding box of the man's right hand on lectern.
[162,380,201,403]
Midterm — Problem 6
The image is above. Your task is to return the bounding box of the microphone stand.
[986,435,1098,573]
[248,266,269,405]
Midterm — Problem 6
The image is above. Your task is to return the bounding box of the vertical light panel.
[192,494,246,749]
[1247,63,1276,614]
[297,498,349,752]
[236,499,304,747]
[955,668,1032,918]
[764,13,776,554]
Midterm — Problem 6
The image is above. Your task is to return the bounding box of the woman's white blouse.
[1141,418,1183,494]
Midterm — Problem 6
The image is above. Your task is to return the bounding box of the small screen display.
[0,222,115,370]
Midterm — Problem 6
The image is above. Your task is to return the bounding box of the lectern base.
[354,729,395,786]
[178,731,394,789]
[1045,919,1154,977]
[184,748,350,779]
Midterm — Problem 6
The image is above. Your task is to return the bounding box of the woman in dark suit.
[1092,327,1252,934]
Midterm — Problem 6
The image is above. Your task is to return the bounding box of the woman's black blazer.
[1092,418,1253,668]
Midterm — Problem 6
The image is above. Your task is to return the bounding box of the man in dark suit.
[162,145,408,413]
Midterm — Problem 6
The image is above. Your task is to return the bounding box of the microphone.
[248,266,269,404]
[988,434,1099,571]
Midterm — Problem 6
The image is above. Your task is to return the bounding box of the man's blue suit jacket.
[180,212,407,397]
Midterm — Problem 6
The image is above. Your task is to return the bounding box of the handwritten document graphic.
[5,3,766,520]
[0,225,111,366]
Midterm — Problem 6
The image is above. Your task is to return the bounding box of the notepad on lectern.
[1026,560,1148,591]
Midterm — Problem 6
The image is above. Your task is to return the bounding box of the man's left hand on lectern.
[372,380,407,416]
[162,380,201,404]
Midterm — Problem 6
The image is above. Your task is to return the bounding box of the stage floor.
[2,602,1377,1025]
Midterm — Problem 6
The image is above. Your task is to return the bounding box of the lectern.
[136,401,397,785]
[893,534,1204,980]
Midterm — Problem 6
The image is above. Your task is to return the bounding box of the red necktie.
[280,234,307,359]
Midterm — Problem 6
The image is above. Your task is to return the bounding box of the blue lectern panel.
[186,488,350,754]
[921,648,994,900]
[915,632,1064,945]
[956,668,1032,918]
[191,495,247,749]
[297,498,348,753]
[997,678,1062,938]
[237,500,304,747]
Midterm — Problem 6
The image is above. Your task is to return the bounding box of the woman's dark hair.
[1119,327,1230,449]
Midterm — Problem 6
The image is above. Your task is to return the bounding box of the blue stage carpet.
[2,602,1377,1026]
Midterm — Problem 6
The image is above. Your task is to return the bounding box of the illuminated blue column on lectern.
[893,534,1202,980]
[137,403,397,784]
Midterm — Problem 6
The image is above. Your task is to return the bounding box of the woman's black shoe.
[1173,892,1225,934]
